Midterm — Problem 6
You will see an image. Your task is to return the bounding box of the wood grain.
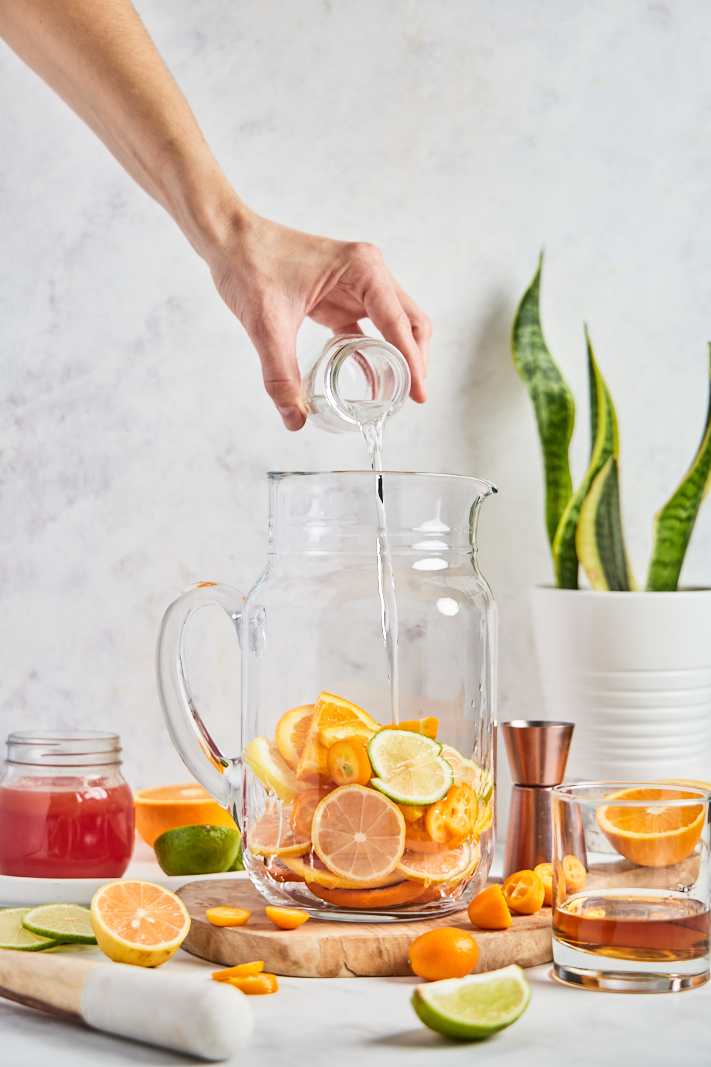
[0,949,96,1018]
[177,879,552,978]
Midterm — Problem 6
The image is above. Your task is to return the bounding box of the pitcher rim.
[267,470,498,494]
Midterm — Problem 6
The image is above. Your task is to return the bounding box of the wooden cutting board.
[177,879,552,978]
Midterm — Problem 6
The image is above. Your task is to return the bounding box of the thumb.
[249,311,307,431]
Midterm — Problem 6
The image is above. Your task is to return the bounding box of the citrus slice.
[206,907,250,927]
[244,737,304,803]
[368,729,453,805]
[290,787,333,838]
[412,965,531,1039]
[396,845,472,885]
[154,825,242,875]
[227,973,278,995]
[319,722,377,748]
[327,738,372,786]
[279,852,405,889]
[90,880,190,967]
[133,783,237,846]
[404,817,454,854]
[311,783,406,884]
[502,870,545,915]
[297,693,380,782]
[22,903,96,944]
[212,961,263,980]
[274,705,314,769]
[0,908,59,951]
[308,880,432,909]
[248,809,311,858]
[382,717,439,740]
[597,787,705,868]
[440,746,494,804]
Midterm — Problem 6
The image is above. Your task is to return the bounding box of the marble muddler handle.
[0,948,253,1061]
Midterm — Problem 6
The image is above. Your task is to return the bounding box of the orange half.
[597,787,706,868]
[133,783,237,846]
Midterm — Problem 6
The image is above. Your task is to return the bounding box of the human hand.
[205,209,431,430]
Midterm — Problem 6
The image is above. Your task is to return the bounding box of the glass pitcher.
[157,471,498,920]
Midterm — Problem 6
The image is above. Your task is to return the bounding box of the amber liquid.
[554,891,710,963]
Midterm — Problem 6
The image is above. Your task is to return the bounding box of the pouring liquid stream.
[360,411,400,726]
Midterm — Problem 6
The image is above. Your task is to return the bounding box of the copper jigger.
[501,720,577,879]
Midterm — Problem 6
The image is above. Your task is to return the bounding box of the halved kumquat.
[227,973,279,995]
[212,960,263,980]
[265,906,310,930]
[562,855,587,893]
[501,870,545,915]
[467,884,512,930]
[206,907,250,927]
[533,863,553,906]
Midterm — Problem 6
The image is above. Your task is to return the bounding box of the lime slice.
[22,903,97,944]
[154,824,242,875]
[0,908,60,951]
[368,729,453,805]
[412,965,531,1039]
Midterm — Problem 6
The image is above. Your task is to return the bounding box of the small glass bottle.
[0,730,135,878]
[300,334,411,433]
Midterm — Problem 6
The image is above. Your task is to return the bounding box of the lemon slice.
[412,965,531,1039]
[0,908,59,951]
[244,737,304,803]
[22,903,97,944]
[368,729,453,806]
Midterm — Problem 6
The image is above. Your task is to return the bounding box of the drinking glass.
[552,782,711,992]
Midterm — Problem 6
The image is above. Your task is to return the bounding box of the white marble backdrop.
[0,2,710,827]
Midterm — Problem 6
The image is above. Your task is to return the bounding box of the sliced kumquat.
[533,863,553,906]
[265,906,310,930]
[227,973,279,995]
[408,927,479,981]
[501,870,545,915]
[467,884,512,930]
[425,784,478,845]
[206,907,250,927]
[212,960,263,981]
[327,738,372,787]
[562,855,587,893]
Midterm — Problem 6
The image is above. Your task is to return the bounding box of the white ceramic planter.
[530,588,711,782]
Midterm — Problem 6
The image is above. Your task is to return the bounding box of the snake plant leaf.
[576,456,637,591]
[511,254,575,547]
[646,345,711,591]
[552,331,619,588]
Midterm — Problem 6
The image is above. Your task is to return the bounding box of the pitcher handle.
[156,582,243,825]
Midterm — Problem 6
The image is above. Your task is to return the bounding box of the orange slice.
[274,705,314,769]
[311,783,406,884]
[297,693,380,782]
[90,880,190,967]
[307,880,433,909]
[381,717,439,740]
[396,845,471,885]
[597,787,705,868]
[248,809,311,858]
[133,783,237,846]
[319,722,378,748]
[278,853,404,890]
[265,906,310,930]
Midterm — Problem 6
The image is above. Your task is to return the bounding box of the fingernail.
[277,406,306,429]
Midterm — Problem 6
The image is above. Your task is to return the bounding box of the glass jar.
[157,471,497,920]
[0,730,135,878]
[300,335,411,434]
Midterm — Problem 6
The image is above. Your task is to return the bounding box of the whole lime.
[154,824,243,876]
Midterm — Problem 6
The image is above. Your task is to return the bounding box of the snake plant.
[511,256,711,591]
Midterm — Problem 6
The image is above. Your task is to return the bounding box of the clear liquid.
[360,413,399,725]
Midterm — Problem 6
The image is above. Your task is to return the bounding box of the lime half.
[23,903,97,944]
[412,965,531,1039]
[368,729,453,805]
[154,824,242,876]
[0,908,60,951]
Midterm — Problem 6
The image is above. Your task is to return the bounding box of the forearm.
[0,0,244,256]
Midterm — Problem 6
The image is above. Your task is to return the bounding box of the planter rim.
[533,586,711,598]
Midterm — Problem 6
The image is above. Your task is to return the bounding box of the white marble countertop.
[2,947,711,1067]
[2,846,710,1065]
